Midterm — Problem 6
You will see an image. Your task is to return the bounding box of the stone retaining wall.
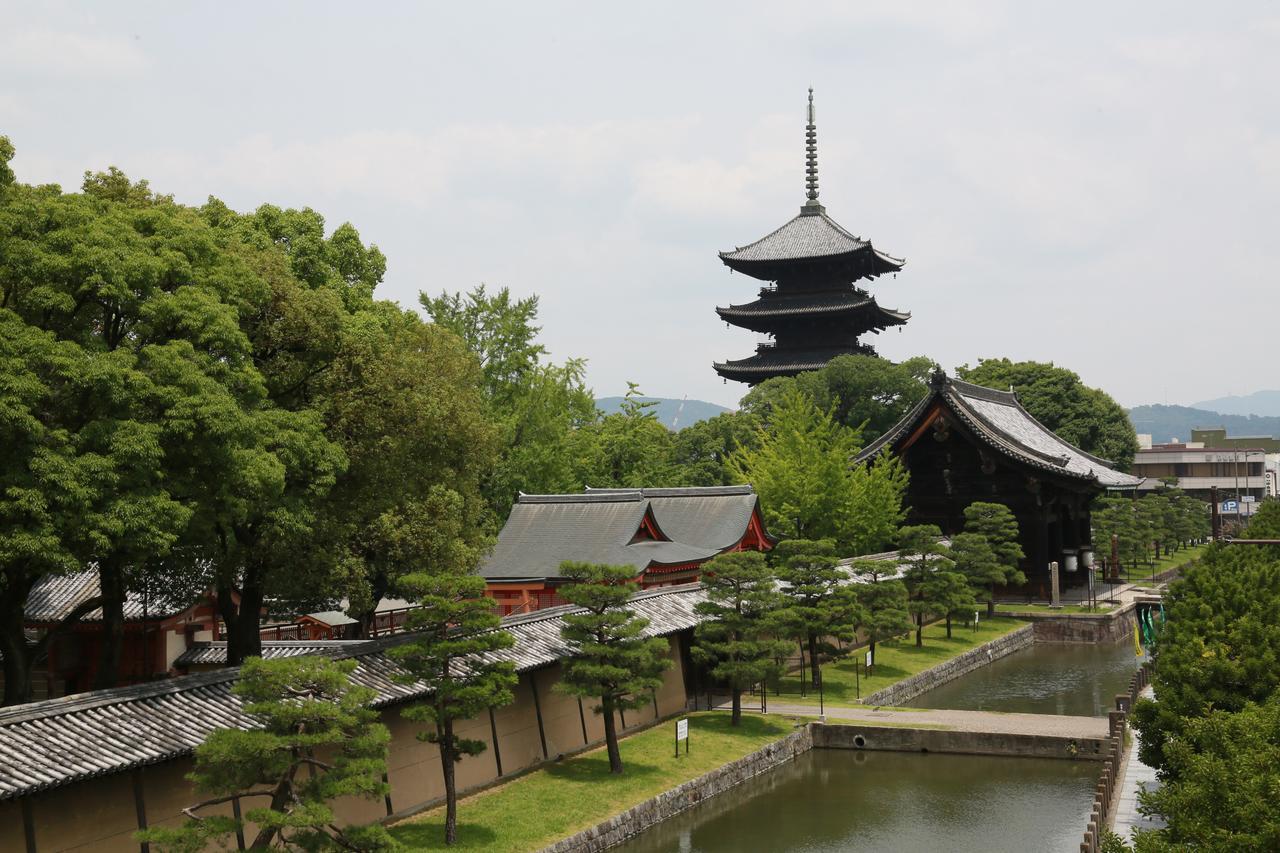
[860,624,1035,707]
[538,726,814,853]
[815,722,1108,761]
[1028,604,1137,644]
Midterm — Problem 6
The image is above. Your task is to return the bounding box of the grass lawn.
[767,616,1027,708]
[389,711,806,852]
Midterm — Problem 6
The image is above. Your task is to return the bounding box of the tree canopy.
[739,353,934,444]
[956,358,1139,469]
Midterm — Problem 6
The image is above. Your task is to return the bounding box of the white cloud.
[0,27,149,78]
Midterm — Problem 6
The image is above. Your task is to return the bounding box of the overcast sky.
[4,2,1277,410]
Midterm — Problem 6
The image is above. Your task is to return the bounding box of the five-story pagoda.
[714,90,909,385]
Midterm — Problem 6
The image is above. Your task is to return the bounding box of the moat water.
[910,637,1146,717]
[613,749,1097,853]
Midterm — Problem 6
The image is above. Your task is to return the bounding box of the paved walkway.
[1112,687,1166,841]
[718,699,1108,740]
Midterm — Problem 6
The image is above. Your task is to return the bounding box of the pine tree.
[138,657,395,852]
[771,539,863,689]
[849,559,911,665]
[923,566,978,638]
[962,501,1025,615]
[692,551,790,725]
[557,562,672,774]
[389,572,517,846]
[898,525,955,647]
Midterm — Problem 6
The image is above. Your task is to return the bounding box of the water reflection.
[614,750,1096,853]
[911,640,1145,717]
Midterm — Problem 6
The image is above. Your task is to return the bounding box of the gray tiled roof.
[857,373,1142,488]
[0,584,708,801]
[480,487,762,581]
[584,486,767,552]
[24,570,191,623]
[174,640,368,667]
[720,210,901,265]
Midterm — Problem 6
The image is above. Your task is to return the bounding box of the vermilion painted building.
[480,485,774,614]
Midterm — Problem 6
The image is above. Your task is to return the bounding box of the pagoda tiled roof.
[717,291,910,322]
[713,345,875,378]
[719,209,904,275]
[857,372,1143,489]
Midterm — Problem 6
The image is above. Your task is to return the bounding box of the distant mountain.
[594,397,731,430]
[1190,390,1280,417]
[1128,404,1280,444]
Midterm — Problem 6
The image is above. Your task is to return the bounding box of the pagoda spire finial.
[802,87,824,215]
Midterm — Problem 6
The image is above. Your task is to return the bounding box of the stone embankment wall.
[1027,604,1138,644]
[860,624,1035,707]
[539,726,814,853]
[814,722,1108,761]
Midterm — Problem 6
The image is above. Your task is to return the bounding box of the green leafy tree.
[846,449,911,556]
[1132,542,1280,770]
[740,354,934,443]
[728,389,860,543]
[138,657,395,852]
[692,551,790,725]
[557,562,672,774]
[961,502,1025,615]
[389,573,516,846]
[569,383,677,488]
[957,358,1138,469]
[897,525,956,647]
[0,152,300,688]
[316,308,498,636]
[1130,696,1280,852]
[422,285,596,507]
[770,539,862,688]
[849,559,912,664]
[670,411,761,487]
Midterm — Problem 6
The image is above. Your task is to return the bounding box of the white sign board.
[865,650,872,669]
[676,718,688,741]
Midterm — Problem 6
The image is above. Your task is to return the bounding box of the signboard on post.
[675,718,689,757]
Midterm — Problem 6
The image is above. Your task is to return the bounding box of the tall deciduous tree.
[139,657,395,852]
[569,383,677,488]
[390,573,516,846]
[956,358,1138,469]
[557,562,671,774]
[692,551,790,725]
[739,354,934,444]
[421,285,596,508]
[898,525,956,647]
[729,388,907,554]
[0,150,290,689]
[670,411,761,487]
